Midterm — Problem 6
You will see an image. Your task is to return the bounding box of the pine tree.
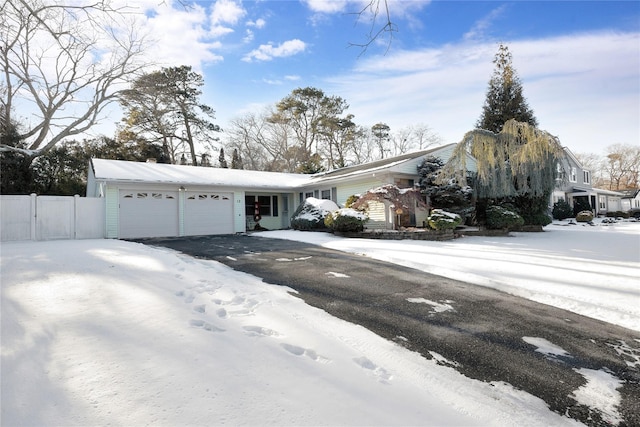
[231,148,243,169]
[218,148,228,168]
[477,44,538,133]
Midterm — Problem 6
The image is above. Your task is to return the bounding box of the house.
[552,147,624,215]
[86,144,465,239]
[621,189,640,217]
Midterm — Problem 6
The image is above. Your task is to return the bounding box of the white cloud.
[285,75,301,81]
[243,29,254,43]
[247,18,266,29]
[209,0,247,38]
[325,31,640,154]
[242,39,307,62]
[140,3,224,71]
[303,0,349,13]
[463,4,508,42]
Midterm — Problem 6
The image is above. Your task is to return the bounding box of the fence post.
[74,194,80,240]
[30,193,37,241]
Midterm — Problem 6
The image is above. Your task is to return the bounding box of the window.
[272,196,279,217]
[583,170,591,185]
[258,195,271,216]
[305,191,314,199]
[394,178,414,188]
[321,189,331,200]
[570,167,577,182]
[599,196,606,210]
[245,195,274,217]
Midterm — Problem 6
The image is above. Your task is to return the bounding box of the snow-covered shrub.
[427,209,462,230]
[324,208,368,232]
[576,210,594,222]
[485,206,524,229]
[552,199,573,220]
[290,197,339,231]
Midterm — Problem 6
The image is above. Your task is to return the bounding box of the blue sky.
[123,0,639,155]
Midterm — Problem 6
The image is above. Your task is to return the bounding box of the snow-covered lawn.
[2,219,638,426]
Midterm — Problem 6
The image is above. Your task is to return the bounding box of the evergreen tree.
[477,44,538,133]
[417,156,474,220]
[231,148,243,169]
[218,148,228,168]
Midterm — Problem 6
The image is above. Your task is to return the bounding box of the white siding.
[365,200,390,230]
[336,178,383,206]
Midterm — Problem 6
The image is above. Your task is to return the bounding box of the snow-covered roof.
[91,145,458,191]
[309,144,456,183]
[91,159,313,190]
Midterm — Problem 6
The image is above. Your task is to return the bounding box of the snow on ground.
[257,219,640,332]
[1,219,637,426]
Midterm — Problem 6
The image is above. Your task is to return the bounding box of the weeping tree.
[440,119,565,226]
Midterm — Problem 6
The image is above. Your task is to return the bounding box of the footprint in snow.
[353,356,392,382]
[281,343,331,364]
[193,304,206,313]
[243,325,281,337]
[189,319,225,332]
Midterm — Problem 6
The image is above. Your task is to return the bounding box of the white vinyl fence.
[1,194,105,242]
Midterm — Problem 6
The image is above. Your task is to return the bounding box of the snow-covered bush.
[486,206,524,229]
[576,210,594,222]
[290,198,339,231]
[427,209,462,230]
[324,208,368,232]
[552,199,573,220]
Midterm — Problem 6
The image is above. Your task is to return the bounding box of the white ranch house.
[86,144,466,239]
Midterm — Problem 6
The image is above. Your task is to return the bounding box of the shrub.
[552,199,573,220]
[324,208,368,232]
[576,210,594,222]
[606,211,629,219]
[427,209,462,230]
[527,213,552,226]
[290,197,339,231]
[344,194,359,208]
[485,205,524,229]
[573,198,592,216]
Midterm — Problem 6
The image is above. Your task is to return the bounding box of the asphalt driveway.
[135,233,640,427]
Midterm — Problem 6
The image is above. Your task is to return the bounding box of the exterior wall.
[365,200,390,230]
[335,177,385,206]
[0,194,105,242]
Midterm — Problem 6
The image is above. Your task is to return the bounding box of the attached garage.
[87,158,312,239]
[184,192,234,236]
[119,190,179,239]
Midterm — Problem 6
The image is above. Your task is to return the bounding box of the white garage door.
[184,192,234,236]
[119,190,179,239]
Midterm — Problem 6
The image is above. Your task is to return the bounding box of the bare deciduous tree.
[1,0,147,164]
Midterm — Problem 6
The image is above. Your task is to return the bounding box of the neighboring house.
[552,147,624,215]
[621,189,640,216]
[86,144,468,239]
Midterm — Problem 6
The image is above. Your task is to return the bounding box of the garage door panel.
[120,191,178,238]
[184,192,233,236]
